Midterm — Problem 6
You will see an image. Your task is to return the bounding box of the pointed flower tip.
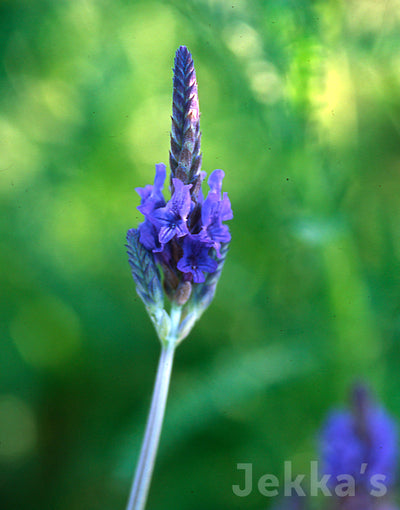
[174,46,194,75]
[176,45,191,58]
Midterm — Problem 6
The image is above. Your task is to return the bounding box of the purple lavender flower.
[126,46,232,341]
[149,178,192,245]
[319,384,398,509]
[136,163,166,216]
[177,235,218,283]
[200,170,233,256]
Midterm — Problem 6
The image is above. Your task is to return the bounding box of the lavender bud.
[174,280,192,306]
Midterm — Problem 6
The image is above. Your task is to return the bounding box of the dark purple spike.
[170,46,201,193]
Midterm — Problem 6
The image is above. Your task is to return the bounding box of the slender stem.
[126,307,181,510]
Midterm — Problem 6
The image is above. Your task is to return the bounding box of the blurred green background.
[1,0,400,509]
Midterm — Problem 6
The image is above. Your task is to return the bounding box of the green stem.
[126,307,181,510]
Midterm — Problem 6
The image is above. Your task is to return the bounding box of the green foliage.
[1,1,400,509]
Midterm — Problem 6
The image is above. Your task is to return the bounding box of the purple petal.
[208,169,225,195]
[154,163,166,194]
[198,256,218,273]
[138,220,159,251]
[207,223,231,244]
[221,192,233,220]
[174,221,189,238]
[201,192,219,227]
[136,184,152,202]
[191,268,206,283]
[158,226,176,245]
[158,220,188,244]
[177,256,193,274]
[136,163,167,217]
[177,236,218,281]
[149,207,173,227]
[171,178,192,219]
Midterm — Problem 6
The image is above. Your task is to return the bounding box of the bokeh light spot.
[0,395,36,461]
[10,295,82,369]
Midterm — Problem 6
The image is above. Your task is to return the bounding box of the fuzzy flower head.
[319,384,398,496]
[126,46,232,343]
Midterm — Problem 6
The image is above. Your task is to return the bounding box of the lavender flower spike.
[126,46,232,344]
[125,47,232,510]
